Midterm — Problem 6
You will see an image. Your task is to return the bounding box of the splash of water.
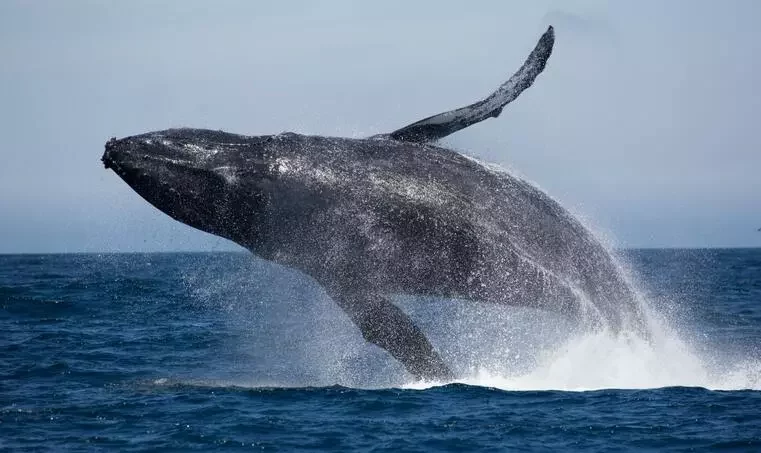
[412,341,761,392]
[399,248,761,392]
[405,310,761,391]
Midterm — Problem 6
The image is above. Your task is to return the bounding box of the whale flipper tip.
[388,26,555,143]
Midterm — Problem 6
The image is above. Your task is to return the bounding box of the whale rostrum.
[102,27,646,380]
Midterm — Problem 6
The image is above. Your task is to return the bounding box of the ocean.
[1,249,760,451]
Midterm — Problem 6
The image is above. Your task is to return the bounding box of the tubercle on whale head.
[101,128,277,246]
[102,137,118,169]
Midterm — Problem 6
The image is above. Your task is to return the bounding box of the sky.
[0,0,759,253]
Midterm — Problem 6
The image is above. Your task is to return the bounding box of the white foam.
[403,314,761,392]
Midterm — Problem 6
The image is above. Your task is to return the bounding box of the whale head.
[102,128,279,248]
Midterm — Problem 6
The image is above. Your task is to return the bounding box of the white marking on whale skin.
[147,140,209,167]
[274,157,292,175]
[183,143,214,153]
[367,172,459,208]
[213,166,239,185]
[182,143,224,163]
[271,157,340,186]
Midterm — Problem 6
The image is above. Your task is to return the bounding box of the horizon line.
[1,246,760,256]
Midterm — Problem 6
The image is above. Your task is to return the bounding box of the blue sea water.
[2,249,760,451]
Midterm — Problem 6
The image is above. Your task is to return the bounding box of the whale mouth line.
[102,155,113,170]
[102,154,127,176]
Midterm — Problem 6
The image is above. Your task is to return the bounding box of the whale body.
[102,27,646,380]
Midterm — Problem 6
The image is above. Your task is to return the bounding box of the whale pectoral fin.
[332,290,453,381]
[388,26,554,143]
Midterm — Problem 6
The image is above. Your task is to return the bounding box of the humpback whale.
[102,27,646,380]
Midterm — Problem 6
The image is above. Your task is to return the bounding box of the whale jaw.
[102,129,272,247]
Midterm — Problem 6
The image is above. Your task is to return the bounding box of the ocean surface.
[2,249,760,451]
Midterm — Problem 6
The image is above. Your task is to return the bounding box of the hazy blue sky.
[1,0,759,253]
